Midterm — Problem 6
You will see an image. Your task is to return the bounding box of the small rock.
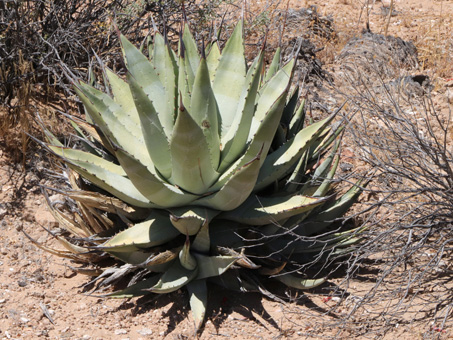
[18,280,27,287]
[115,329,128,335]
[340,162,353,172]
[49,193,65,204]
[25,172,38,183]
[137,328,153,336]
[15,221,23,232]
[447,89,453,104]
[34,208,58,228]
[0,204,6,219]
[78,303,87,310]
[61,331,74,339]
[31,292,45,298]
[35,330,48,337]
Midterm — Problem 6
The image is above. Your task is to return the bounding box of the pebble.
[137,328,153,336]
[61,331,74,338]
[447,89,453,104]
[34,208,58,228]
[0,204,6,219]
[49,194,65,204]
[35,330,48,337]
[114,329,128,335]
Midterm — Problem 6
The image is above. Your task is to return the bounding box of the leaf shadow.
[200,278,349,336]
[207,287,280,334]
[132,292,190,337]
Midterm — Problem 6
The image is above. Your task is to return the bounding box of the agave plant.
[35,22,362,330]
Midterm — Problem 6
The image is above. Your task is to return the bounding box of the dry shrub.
[309,62,453,338]
[0,0,222,162]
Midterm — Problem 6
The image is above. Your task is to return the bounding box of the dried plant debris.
[279,6,336,87]
[379,74,433,99]
[283,37,332,86]
[337,30,419,82]
[284,5,335,40]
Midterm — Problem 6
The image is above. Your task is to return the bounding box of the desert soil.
[1,0,452,339]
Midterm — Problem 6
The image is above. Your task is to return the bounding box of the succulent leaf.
[311,154,341,197]
[212,22,246,138]
[295,181,363,236]
[114,146,197,208]
[209,221,248,248]
[254,113,336,191]
[179,237,197,270]
[101,212,180,251]
[182,23,201,82]
[263,46,281,83]
[105,69,141,127]
[187,279,208,331]
[194,254,238,280]
[107,249,153,265]
[127,72,172,178]
[300,139,341,196]
[48,146,153,208]
[145,247,181,271]
[190,57,221,168]
[281,85,300,129]
[253,59,295,124]
[170,104,219,194]
[288,98,306,138]
[192,220,210,253]
[218,52,264,172]
[152,33,178,121]
[275,274,325,289]
[74,83,151,167]
[206,42,220,82]
[169,207,219,236]
[221,194,329,225]
[120,34,173,136]
[195,151,262,210]
[211,91,288,191]
[147,260,198,294]
[178,50,192,110]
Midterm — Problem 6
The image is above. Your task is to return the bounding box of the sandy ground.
[1,0,452,339]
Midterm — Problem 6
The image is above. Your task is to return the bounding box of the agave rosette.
[37,22,363,329]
